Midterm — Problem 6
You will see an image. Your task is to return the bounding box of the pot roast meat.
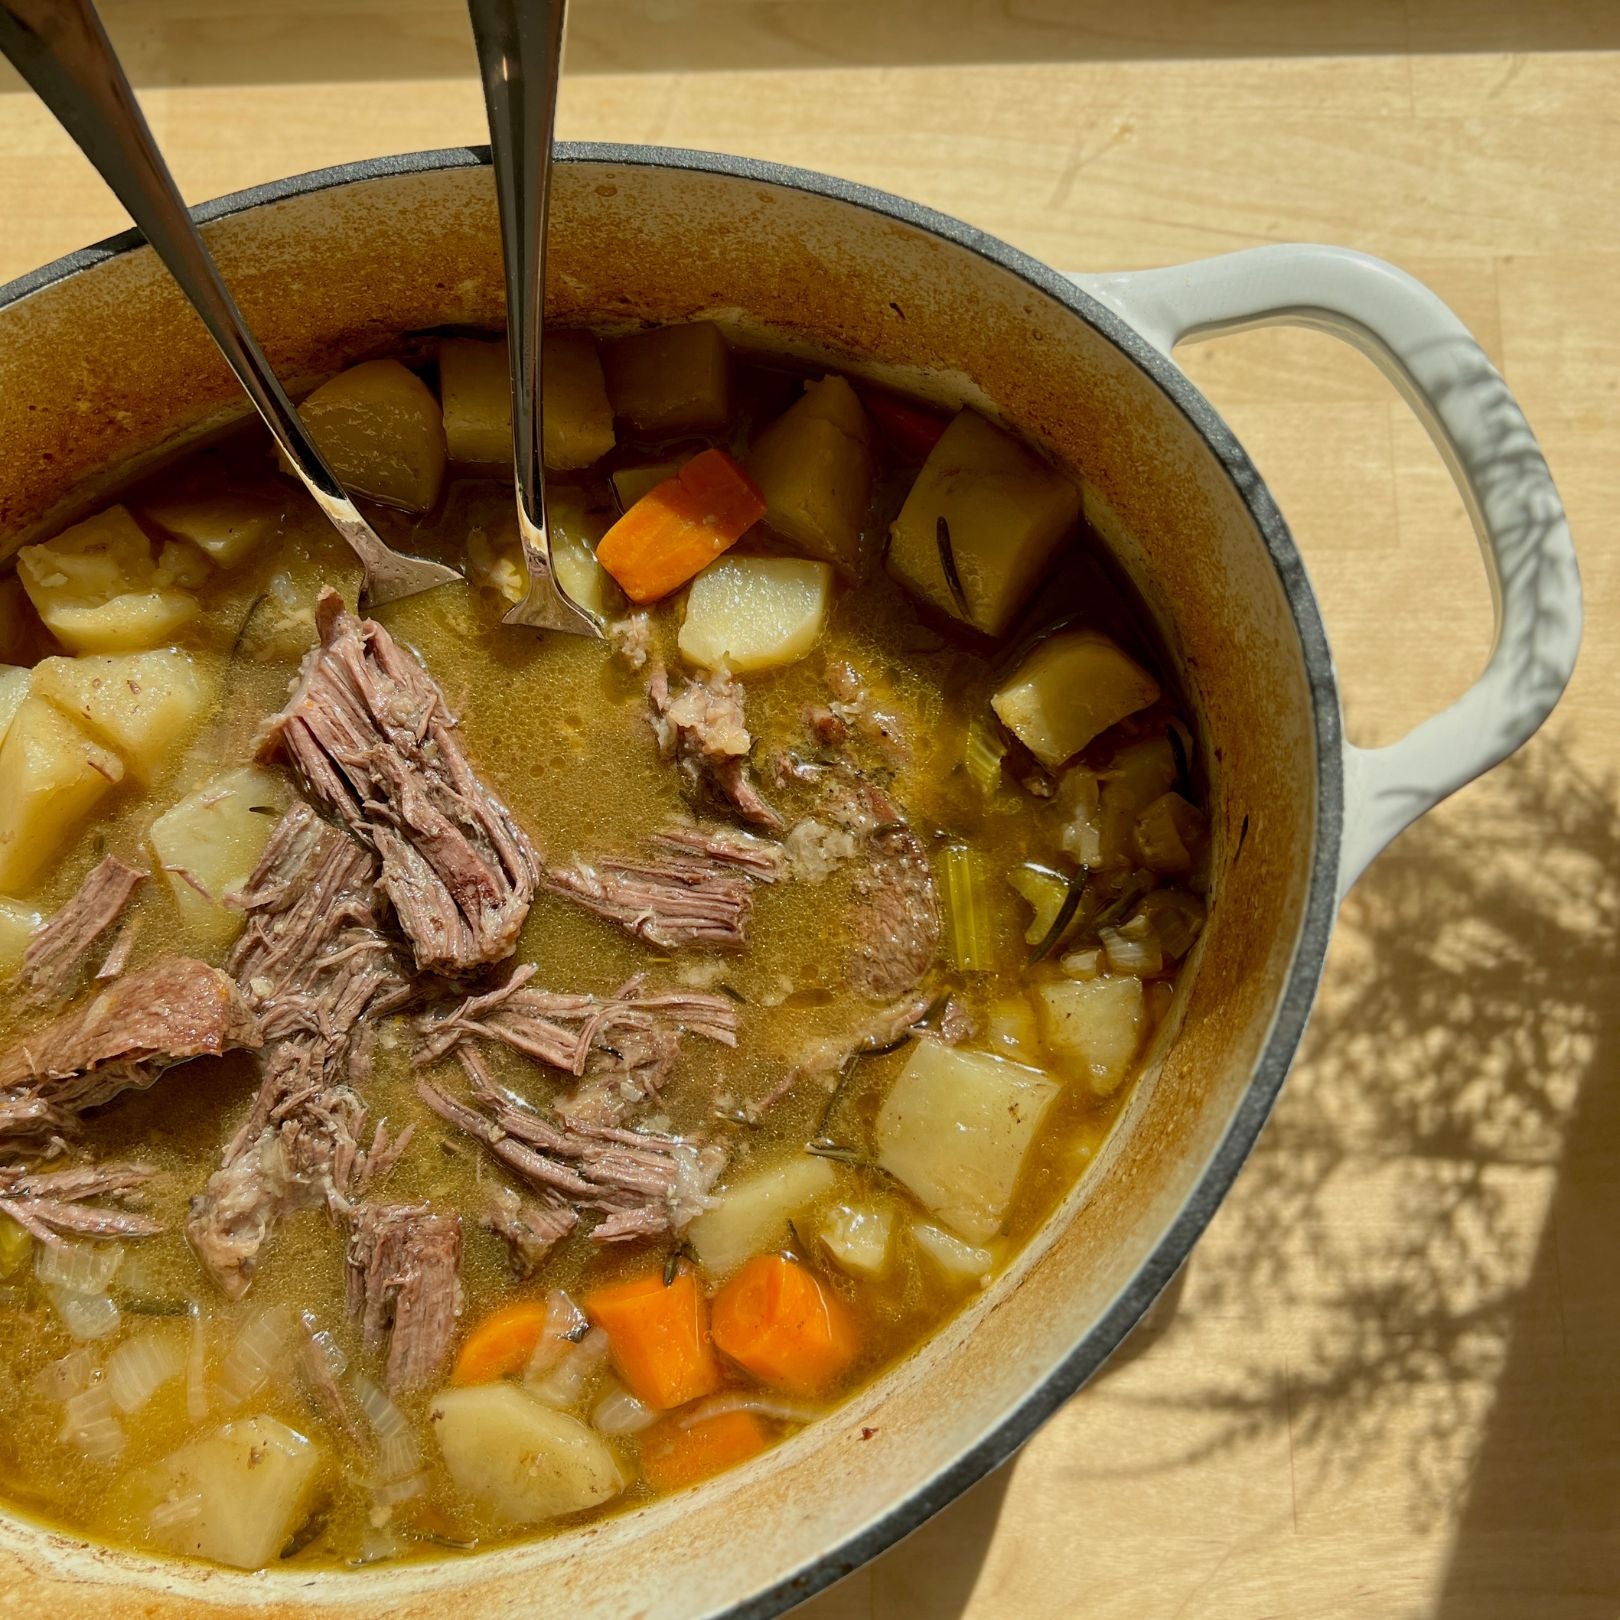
[258,590,539,975]
[542,848,759,951]
[648,661,782,831]
[649,823,784,880]
[0,1161,161,1243]
[482,1181,578,1277]
[19,854,147,1006]
[187,804,415,1298]
[418,1052,724,1243]
[345,1202,463,1393]
[0,958,262,1140]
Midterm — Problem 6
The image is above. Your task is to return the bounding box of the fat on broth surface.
[0,335,1206,1568]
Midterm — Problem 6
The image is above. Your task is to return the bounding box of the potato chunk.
[431,1384,623,1526]
[31,650,213,782]
[688,1155,839,1277]
[292,359,446,512]
[1037,974,1145,1095]
[0,696,124,895]
[875,1040,1058,1243]
[818,1200,894,1280]
[678,556,832,673]
[148,765,288,947]
[603,322,732,435]
[991,628,1160,769]
[0,896,42,978]
[746,376,873,576]
[141,490,280,568]
[439,333,616,470]
[886,410,1080,634]
[17,506,199,654]
[143,1415,322,1570]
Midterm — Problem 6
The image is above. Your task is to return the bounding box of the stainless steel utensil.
[0,0,460,608]
[467,0,604,636]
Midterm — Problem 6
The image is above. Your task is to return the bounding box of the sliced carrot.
[860,389,948,460]
[583,1268,723,1410]
[710,1254,859,1395]
[595,447,766,604]
[639,1409,769,1493]
[451,1299,551,1385]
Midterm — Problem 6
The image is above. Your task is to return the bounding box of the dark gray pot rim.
[0,142,1343,1619]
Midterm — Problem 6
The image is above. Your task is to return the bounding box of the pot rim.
[0,142,1344,1619]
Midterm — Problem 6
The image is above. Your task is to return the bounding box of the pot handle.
[1070,245,1581,900]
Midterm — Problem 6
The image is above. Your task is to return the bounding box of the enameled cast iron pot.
[0,145,1582,1618]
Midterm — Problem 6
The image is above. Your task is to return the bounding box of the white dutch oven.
[0,146,1582,1618]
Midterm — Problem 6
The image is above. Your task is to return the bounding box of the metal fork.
[467,0,604,637]
[0,0,460,609]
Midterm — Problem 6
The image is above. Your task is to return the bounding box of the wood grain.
[0,4,1615,1615]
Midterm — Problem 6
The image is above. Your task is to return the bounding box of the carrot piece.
[583,1268,723,1410]
[451,1299,551,1385]
[595,447,766,604]
[639,1409,769,1493]
[860,389,948,460]
[710,1254,859,1395]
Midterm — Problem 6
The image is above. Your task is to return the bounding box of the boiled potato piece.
[610,458,682,512]
[0,576,44,664]
[678,556,832,673]
[886,410,1079,635]
[0,665,28,745]
[439,334,616,470]
[1036,974,1145,1095]
[148,765,288,947]
[291,359,447,512]
[746,376,873,576]
[143,1415,322,1570]
[31,650,213,782]
[875,1040,1058,1243]
[991,629,1159,769]
[0,896,42,977]
[236,572,322,664]
[430,1383,623,1526]
[604,322,731,435]
[17,506,199,654]
[818,1201,894,1280]
[142,490,279,569]
[688,1155,839,1277]
[0,697,124,895]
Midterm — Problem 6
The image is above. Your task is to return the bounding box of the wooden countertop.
[2,4,1616,1615]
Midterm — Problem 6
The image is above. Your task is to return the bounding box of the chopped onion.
[185,1306,209,1423]
[149,1492,204,1532]
[676,1391,825,1429]
[1058,946,1104,980]
[301,1316,348,1384]
[911,1221,993,1284]
[49,1285,121,1341]
[523,1289,588,1381]
[35,1240,123,1295]
[60,1381,124,1461]
[32,1347,96,1404]
[351,1372,410,1444]
[528,1326,608,1408]
[1100,917,1162,977]
[590,1383,657,1436]
[374,1428,421,1486]
[372,1469,426,1509]
[218,1302,294,1405]
[105,1330,185,1415]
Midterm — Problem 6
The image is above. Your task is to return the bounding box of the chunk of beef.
[542,850,758,951]
[608,611,653,671]
[345,1202,463,1393]
[19,855,147,1005]
[0,1161,161,1243]
[0,959,261,1146]
[650,823,783,880]
[419,1053,723,1243]
[416,964,737,1126]
[482,1182,577,1276]
[187,805,414,1298]
[258,590,538,974]
[648,662,780,830]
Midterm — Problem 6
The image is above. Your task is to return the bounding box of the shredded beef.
[419,1052,723,1243]
[19,855,147,1005]
[345,1202,463,1392]
[648,662,780,830]
[542,849,759,951]
[258,590,538,975]
[608,611,653,671]
[187,804,414,1298]
[0,1161,161,1243]
[650,823,783,880]
[0,958,261,1148]
[483,1181,577,1276]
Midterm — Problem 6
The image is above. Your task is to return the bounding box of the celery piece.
[938,844,994,972]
